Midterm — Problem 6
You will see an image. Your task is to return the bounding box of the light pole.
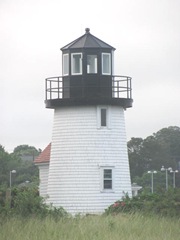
[9,170,16,204]
[161,166,172,191]
[170,169,178,188]
[148,171,157,193]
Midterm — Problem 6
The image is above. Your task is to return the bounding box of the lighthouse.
[45,28,133,214]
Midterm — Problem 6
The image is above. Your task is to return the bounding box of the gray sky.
[1,0,180,152]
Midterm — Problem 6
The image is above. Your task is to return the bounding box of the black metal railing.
[112,75,132,99]
[45,75,132,100]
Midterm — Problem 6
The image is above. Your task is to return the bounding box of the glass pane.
[102,53,111,74]
[72,54,82,74]
[104,169,112,179]
[63,54,69,75]
[104,180,112,189]
[87,55,97,73]
[101,108,106,126]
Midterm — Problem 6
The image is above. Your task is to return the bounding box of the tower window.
[102,53,111,75]
[99,166,114,192]
[63,54,69,75]
[103,169,112,189]
[87,55,97,73]
[71,53,82,75]
[97,106,111,129]
[101,108,107,126]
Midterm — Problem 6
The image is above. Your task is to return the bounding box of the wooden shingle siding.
[47,105,131,214]
[38,164,49,198]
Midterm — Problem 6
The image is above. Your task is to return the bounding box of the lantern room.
[45,28,132,108]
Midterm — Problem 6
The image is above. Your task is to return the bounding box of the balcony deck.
[45,75,133,109]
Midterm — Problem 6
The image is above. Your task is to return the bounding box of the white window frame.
[71,53,82,75]
[63,54,69,76]
[99,166,115,192]
[102,53,111,75]
[97,106,111,129]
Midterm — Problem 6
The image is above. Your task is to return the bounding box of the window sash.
[99,166,114,192]
[104,169,112,178]
[104,180,112,189]
[63,54,69,75]
[87,55,97,73]
[97,106,111,129]
[102,53,111,75]
[103,169,112,190]
[71,53,82,75]
[101,108,107,126]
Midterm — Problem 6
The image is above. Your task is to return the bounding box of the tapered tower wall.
[46,105,132,214]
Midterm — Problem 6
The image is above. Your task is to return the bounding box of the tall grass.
[1,213,179,240]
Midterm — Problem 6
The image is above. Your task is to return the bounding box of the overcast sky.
[1,0,180,152]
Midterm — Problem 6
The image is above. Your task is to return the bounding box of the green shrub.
[0,187,6,207]
[12,186,47,217]
[48,205,69,221]
[0,186,68,220]
[105,188,180,217]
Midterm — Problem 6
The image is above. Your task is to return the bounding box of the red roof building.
[34,143,51,164]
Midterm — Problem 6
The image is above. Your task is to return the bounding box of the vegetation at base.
[105,188,180,217]
[0,183,179,240]
[0,186,68,220]
[0,185,180,220]
[0,126,180,239]
[1,213,180,240]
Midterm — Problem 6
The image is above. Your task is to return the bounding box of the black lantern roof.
[61,28,115,50]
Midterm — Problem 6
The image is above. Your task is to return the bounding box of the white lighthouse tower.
[45,28,133,214]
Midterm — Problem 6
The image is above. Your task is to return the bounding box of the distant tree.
[0,145,10,185]
[0,144,40,187]
[133,171,173,192]
[153,126,180,168]
[13,145,41,161]
[128,126,180,187]
[128,138,144,177]
[14,160,39,185]
[0,145,20,186]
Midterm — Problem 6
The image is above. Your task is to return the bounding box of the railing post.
[50,80,52,100]
[130,77,132,99]
[58,77,60,99]
[127,77,129,99]
[45,79,47,100]
[112,76,114,97]
[118,80,119,98]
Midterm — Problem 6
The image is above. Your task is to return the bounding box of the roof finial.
[85,28,90,34]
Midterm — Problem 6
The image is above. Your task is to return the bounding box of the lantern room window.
[102,53,111,75]
[87,55,97,73]
[71,53,82,75]
[63,54,69,75]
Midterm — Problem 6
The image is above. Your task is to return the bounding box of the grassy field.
[1,213,179,240]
